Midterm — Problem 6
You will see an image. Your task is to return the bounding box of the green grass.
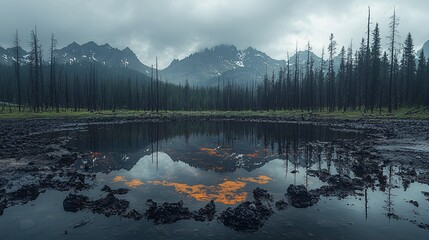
[0,106,428,120]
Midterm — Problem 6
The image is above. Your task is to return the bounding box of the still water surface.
[1,121,428,239]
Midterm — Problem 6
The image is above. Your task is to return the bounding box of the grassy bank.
[0,106,428,120]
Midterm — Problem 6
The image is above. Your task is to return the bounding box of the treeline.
[255,9,429,113]
[1,9,429,113]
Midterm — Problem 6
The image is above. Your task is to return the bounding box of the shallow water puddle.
[1,121,429,239]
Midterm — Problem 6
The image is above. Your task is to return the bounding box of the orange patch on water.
[113,175,272,204]
[113,176,125,182]
[149,180,248,205]
[245,152,259,158]
[239,175,272,184]
[124,179,144,188]
[199,147,222,157]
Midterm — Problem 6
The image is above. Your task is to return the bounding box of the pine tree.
[327,33,336,112]
[370,23,381,113]
[14,30,21,111]
[416,50,426,105]
[388,8,399,112]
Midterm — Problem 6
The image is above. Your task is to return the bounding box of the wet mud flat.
[1,116,429,232]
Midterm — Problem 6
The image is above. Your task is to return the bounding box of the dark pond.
[1,121,428,239]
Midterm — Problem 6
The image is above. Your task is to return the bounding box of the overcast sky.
[1,0,428,69]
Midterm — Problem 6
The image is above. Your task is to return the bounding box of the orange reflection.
[149,180,247,205]
[125,179,144,188]
[113,176,125,182]
[199,147,222,157]
[245,152,259,158]
[239,175,272,184]
[112,175,272,205]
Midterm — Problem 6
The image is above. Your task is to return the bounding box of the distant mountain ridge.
[54,41,152,74]
[0,46,29,65]
[162,44,287,86]
[0,41,152,75]
[2,40,428,87]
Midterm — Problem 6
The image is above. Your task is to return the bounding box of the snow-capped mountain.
[0,46,29,65]
[54,41,152,74]
[162,44,287,86]
[0,41,152,75]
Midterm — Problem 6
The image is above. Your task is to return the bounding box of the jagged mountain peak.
[54,41,151,74]
[162,44,286,86]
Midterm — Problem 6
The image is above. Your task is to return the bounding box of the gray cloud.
[0,0,428,68]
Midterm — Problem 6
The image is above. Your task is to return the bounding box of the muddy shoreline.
[1,116,429,231]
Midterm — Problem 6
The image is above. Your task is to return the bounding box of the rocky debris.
[287,185,319,208]
[408,200,419,208]
[194,200,216,222]
[63,193,131,218]
[41,171,93,192]
[63,194,90,213]
[253,187,274,202]
[275,199,288,210]
[58,153,78,166]
[101,185,129,195]
[142,199,216,223]
[144,200,193,224]
[219,200,273,232]
[123,209,144,220]
[8,184,43,204]
[91,193,129,216]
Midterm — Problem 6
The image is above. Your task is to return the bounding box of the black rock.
[219,200,273,232]
[63,194,90,213]
[63,193,129,217]
[275,199,288,210]
[9,185,42,204]
[123,209,143,220]
[145,200,193,224]
[253,187,274,202]
[286,184,319,208]
[194,200,216,222]
[92,193,129,216]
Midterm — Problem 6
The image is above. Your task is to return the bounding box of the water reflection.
[73,121,360,174]
[2,120,429,239]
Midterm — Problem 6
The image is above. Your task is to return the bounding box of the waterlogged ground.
[1,119,429,239]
